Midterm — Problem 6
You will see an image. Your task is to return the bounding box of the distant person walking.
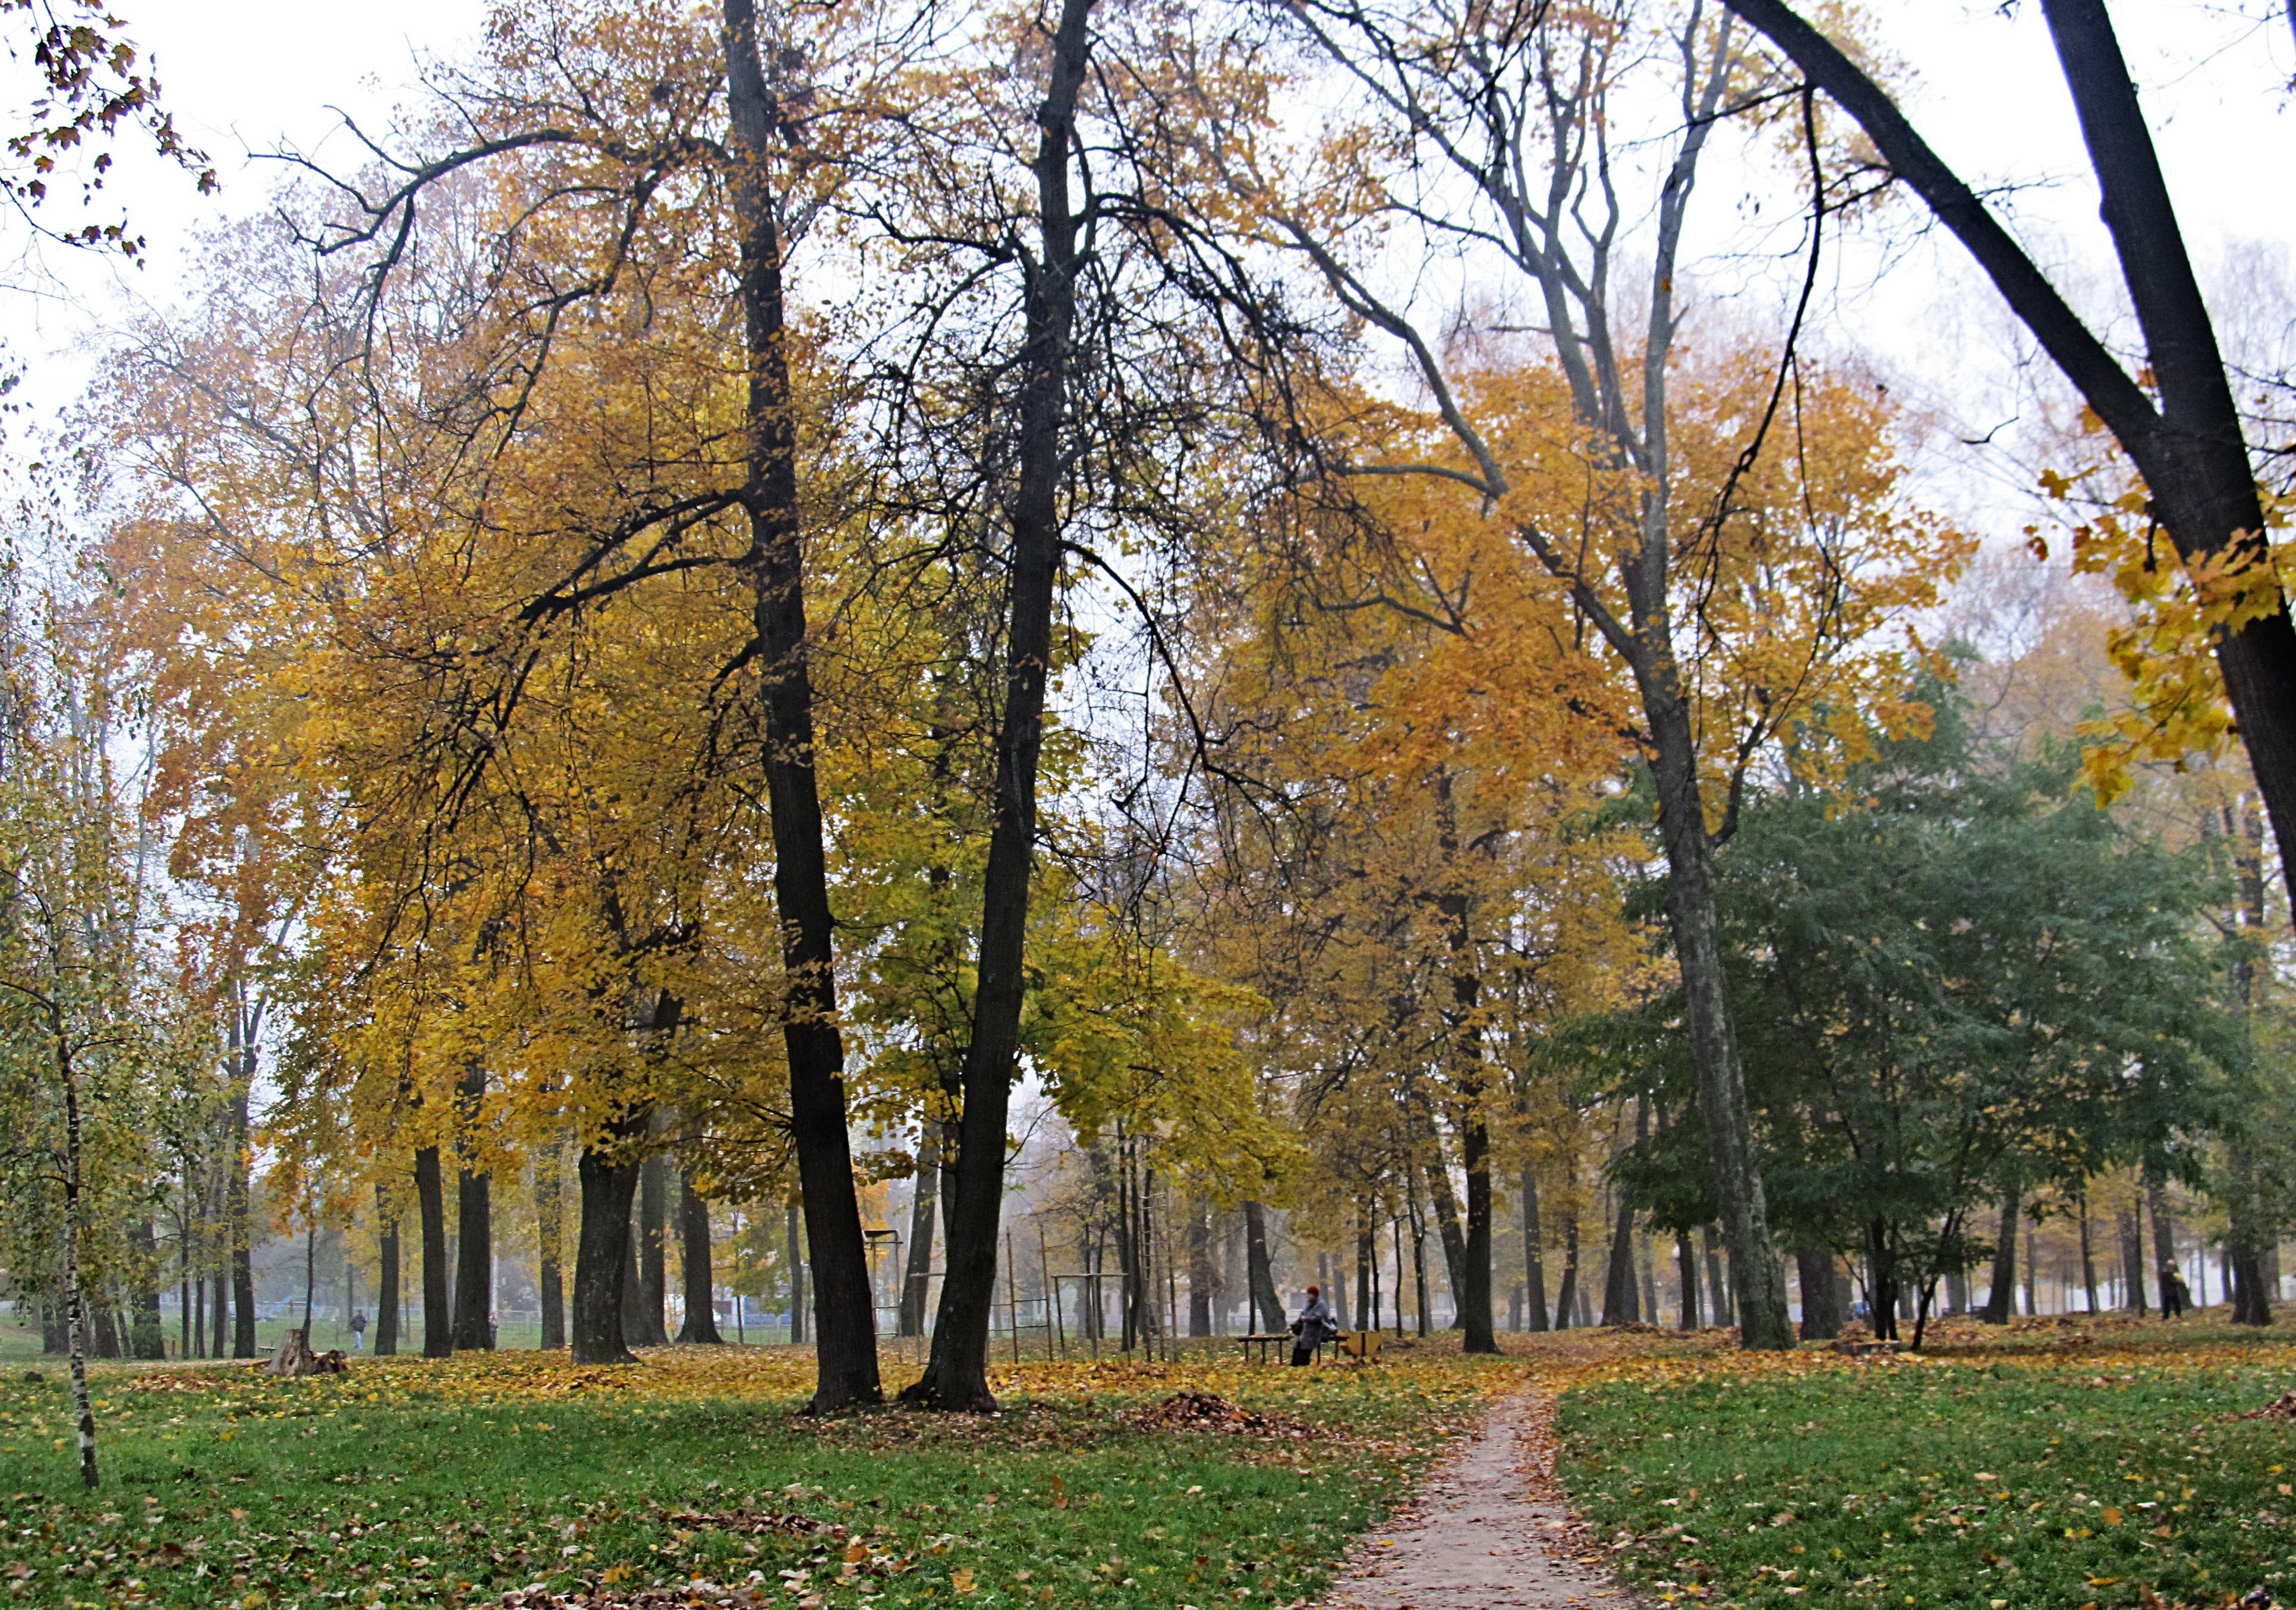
[1290,1286,1338,1366]
[349,1310,368,1351]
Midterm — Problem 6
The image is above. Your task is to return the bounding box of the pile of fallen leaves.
[1120,1389,1311,1437]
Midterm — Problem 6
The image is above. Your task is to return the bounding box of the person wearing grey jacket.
[1289,1286,1338,1366]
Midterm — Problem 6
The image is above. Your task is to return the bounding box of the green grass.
[0,1345,1509,1609]
[1556,1321,2296,1609]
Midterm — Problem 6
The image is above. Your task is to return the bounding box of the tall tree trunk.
[1600,1189,1639,1325]
[1678,1230,1702,1330]
[2147,1162,2179,1308]
[1866,1219,1900,1343]
[1403,1083,1472,1324]
[536,1140,565,1350]
[59,1048,97,1488]
[676,1170,725,1343]
[1242,1200,1283,1332]
[1356,1208,1377,1338]
[376,1190,401,1357]
[1601,1100,1648,1325]
[1552,1209,1579,1330]
[128,1221,164,1359]
[1431,767,1495,1351]
[1187,1196,1214,1337]
[2078,1191,2102,1314]
[1519,1165,1548,1332]
[1703,1226,1733,1327]
[1796,1243,1841,1340]
[902,0,1094,1413]
[632,1149,670,1347]
[899,1123,940,1338]
[1981,1186,2020,1324]
[2227,795,2276,1325]
[572,1110,645,1365]
[414,1147,452,1357]
[1645,691,1792,1347]
[452,1063,494,1351]
[2118,1205,2147,1315]
[719,0,879,1414]
[227,1078,256,1359]
[786,1197,806,1346]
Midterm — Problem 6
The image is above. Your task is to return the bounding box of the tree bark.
[676,1170,725,1343]
[1981,1186,2020,1324]
[536,1139,565,1350]
[903,0,1095,1413]
[573,1110,645,1365]
[1724,0,2296,885]
[59,1046,98,1488]
[631,1149,670,1347]
[414,1147,452,1357]
[786,1197,806,1345]
[1243,1200,1284,1332]
[1519,1165,1548,1332]
[452,1063,493,1351]
[228,1079,257,1359]
[899,1123,940,1337]
[720,0,880,1413]
[376,1193,401,1357]
[1600,1189,1639,1325]
[128,1221,164,1359]
[1187,1196,1214,1337]
[1552,1209,1579,1330]
[2147,1162,2180,1308]
[1796,1243,1841,1340]
[1703,1226,1733,1327]
[2118,1205,2147,1315]
[1678,1230,1702,1330]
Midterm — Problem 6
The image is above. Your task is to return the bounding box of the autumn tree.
[1724,0,2296,900]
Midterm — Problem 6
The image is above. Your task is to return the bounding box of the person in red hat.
[1289,1284,1338,1365]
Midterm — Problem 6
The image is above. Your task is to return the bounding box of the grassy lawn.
[1556,1312,2296,1610]
[0,1344,1516,1610]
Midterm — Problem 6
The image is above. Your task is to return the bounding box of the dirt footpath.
[1317,1389,1636,1609]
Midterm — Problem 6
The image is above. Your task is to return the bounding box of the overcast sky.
[11,0,2293,538]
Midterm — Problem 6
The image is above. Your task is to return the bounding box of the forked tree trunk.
[720,0,879,1413]
[903,0,1095,1413]
[452,1063,493,1351]
[414,1146,452,1357]
[572,1110,645,1365]
[676,1171,725,1344]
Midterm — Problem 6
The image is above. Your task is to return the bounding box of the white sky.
[9,0,2294,528]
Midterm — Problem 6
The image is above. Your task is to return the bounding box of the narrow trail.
[1317,1387,1636,1609]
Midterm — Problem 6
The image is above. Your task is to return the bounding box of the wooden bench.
[1237,1333,1292,1364]
[1337,1329,1382,1365]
